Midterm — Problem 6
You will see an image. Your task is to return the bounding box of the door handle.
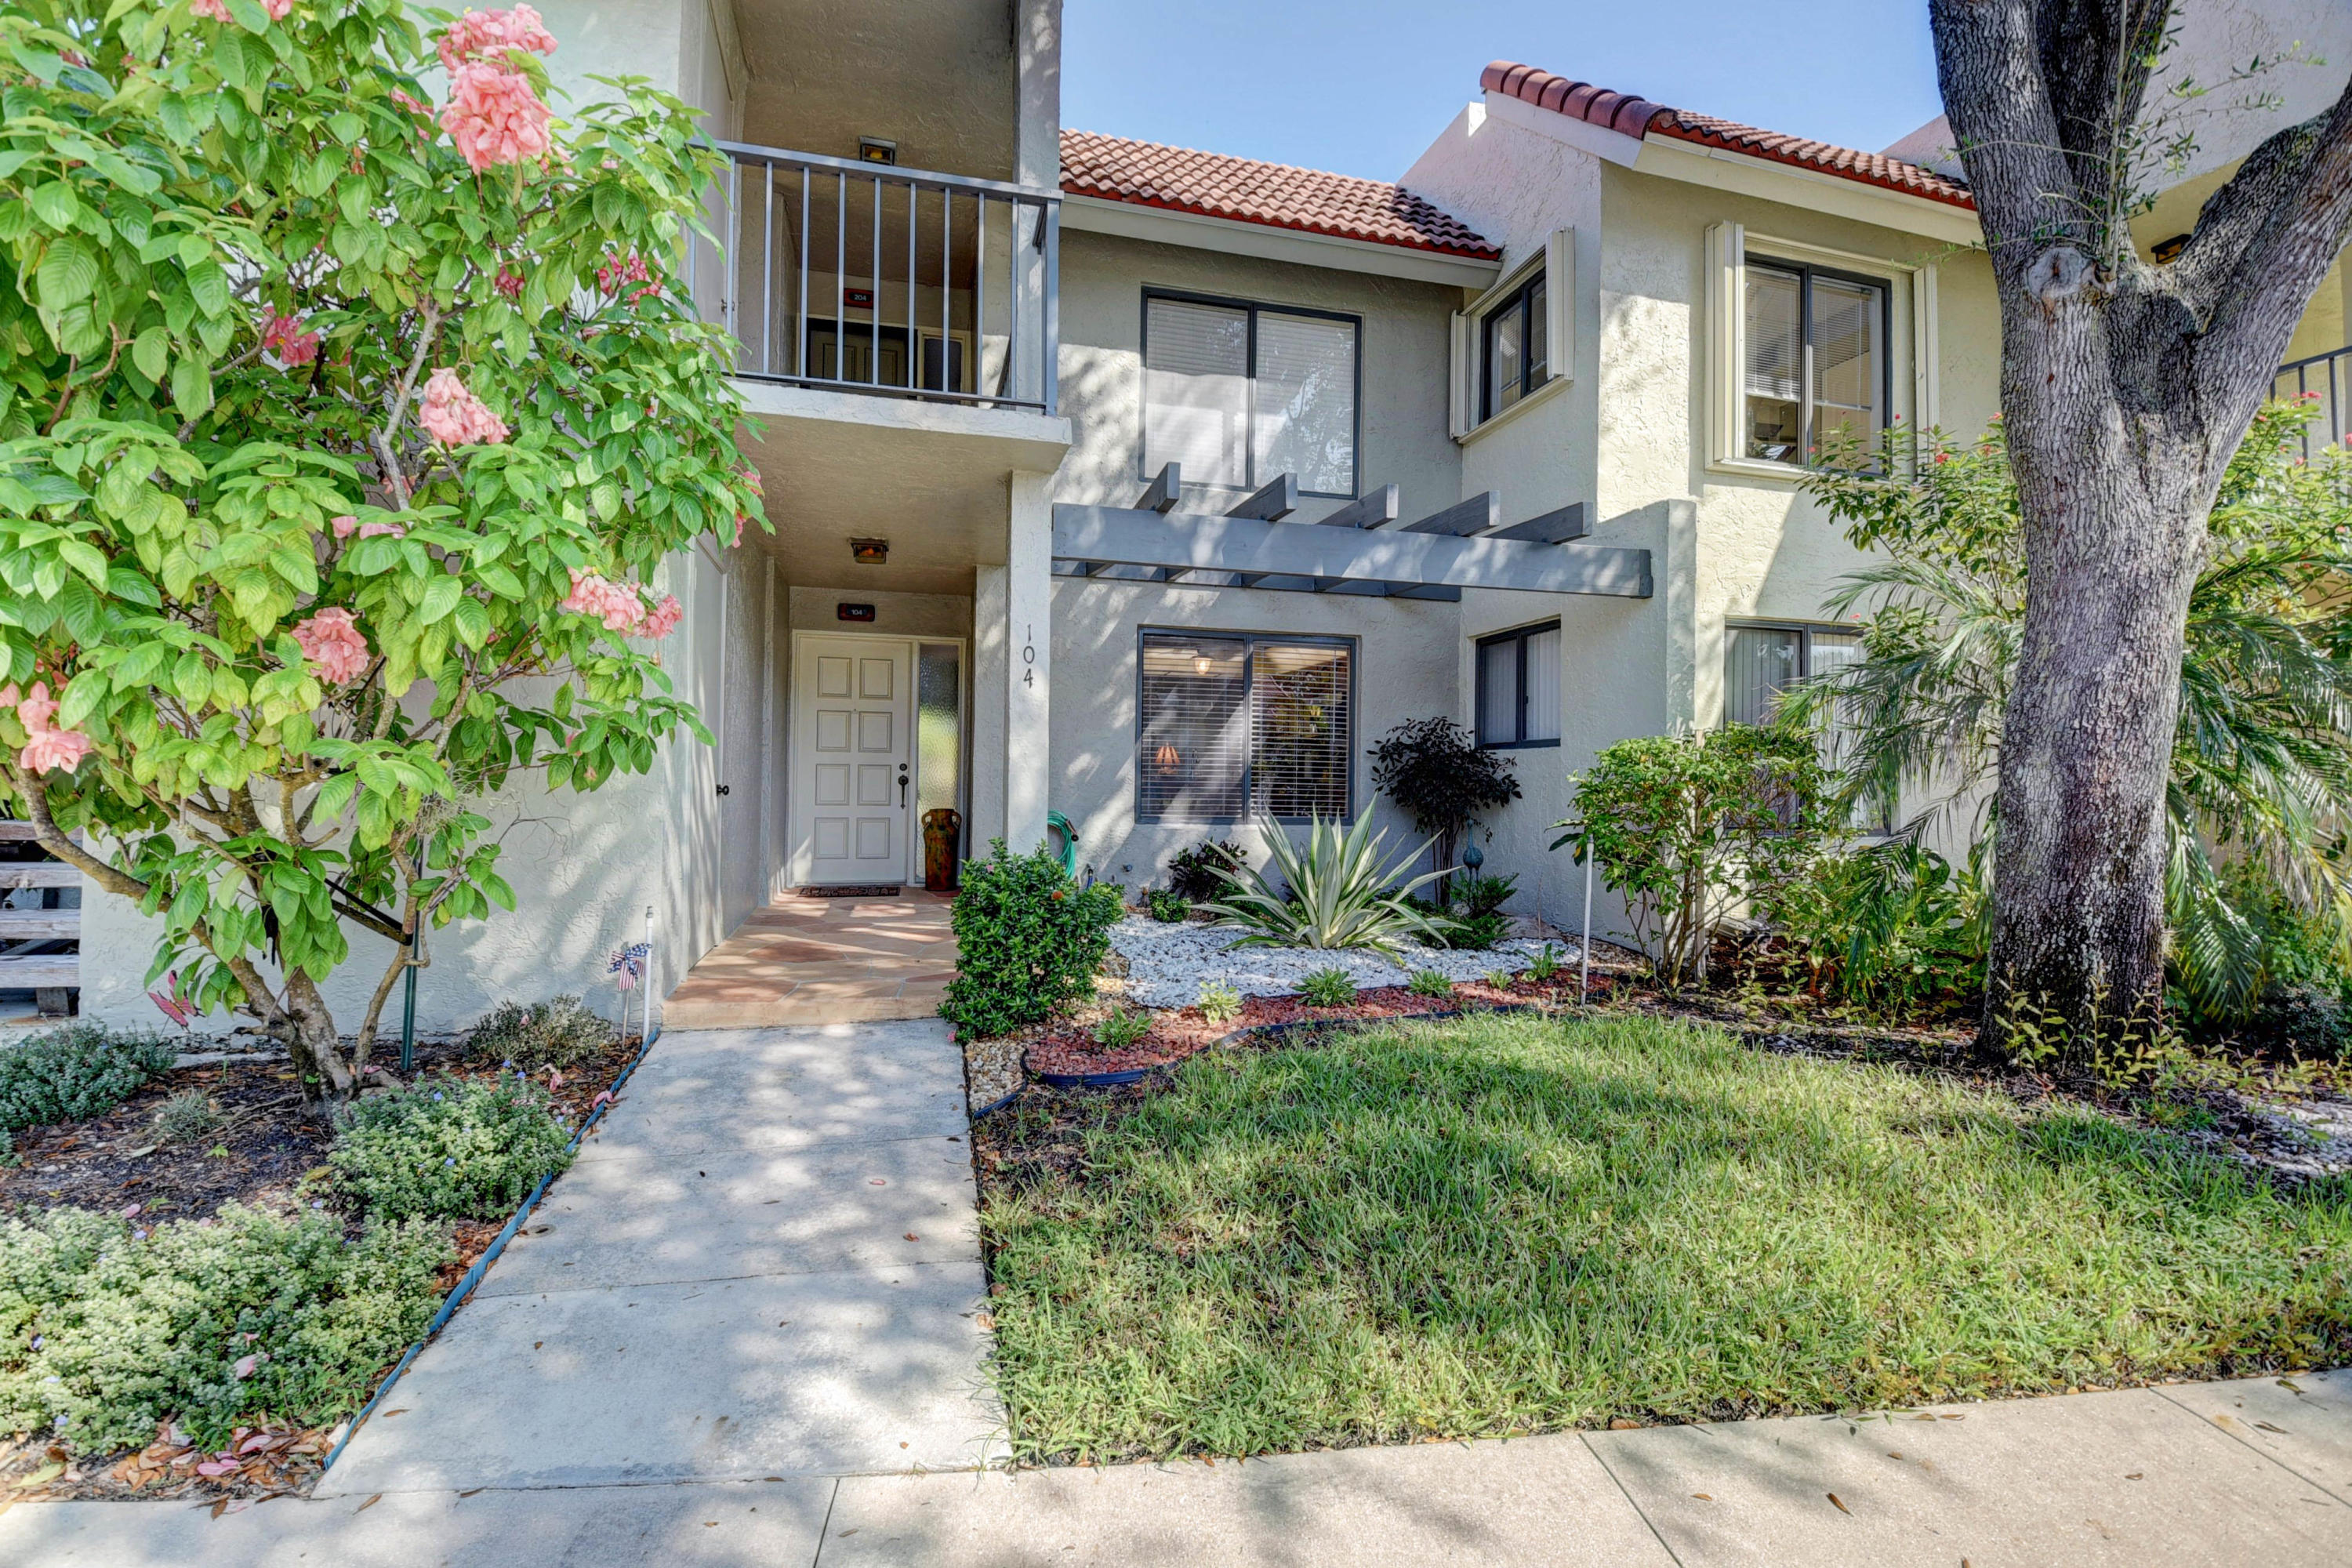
[898,764,909,808]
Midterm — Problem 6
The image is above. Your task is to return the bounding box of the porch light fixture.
[858,136,898,165]
[850,538,889,565]
[1192,654,1213,676]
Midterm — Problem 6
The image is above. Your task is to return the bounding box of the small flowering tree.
[0,1,762,1111]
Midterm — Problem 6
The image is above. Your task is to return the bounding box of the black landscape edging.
[314,1024,662,1478]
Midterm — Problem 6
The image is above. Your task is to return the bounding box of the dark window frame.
[1474,620,1562,750]
[1133,627,1358,824]
[1725,619,1892,832]
[1138,289,1363,499]
[1477,268,1549,424]
[1742,255,1893,467]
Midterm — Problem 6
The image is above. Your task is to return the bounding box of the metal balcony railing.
[2274,344,2351,460]
[709,141,1060,416]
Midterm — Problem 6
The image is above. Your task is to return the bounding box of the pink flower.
[439,61,553,172]
[641,594,683,639]
[292,607,372,684]
[233,1354,260,1380]
[20,728,93,775]
[559,568,648,634]
[14,681,58,732]
[260,313,319,368]
[495,266,525,299]
[437,5,557,72]
[360,521,405,538]
[390,88,434,116]
[418,368,509,445]
[596,251,656,303]
[331,514,359,539]
[193,0,290,18]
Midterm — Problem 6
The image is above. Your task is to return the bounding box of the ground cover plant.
[328,1072,575,1221]
[465,994,614,1071]
[978,1011,2352,1464]
[0,1023,176,1138]
[0,1203,449,1455]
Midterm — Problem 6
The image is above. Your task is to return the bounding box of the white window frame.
[1450,228,1575,441]
[1704,222,1937,480]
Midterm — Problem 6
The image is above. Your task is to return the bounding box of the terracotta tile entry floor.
[662,888,958,1029]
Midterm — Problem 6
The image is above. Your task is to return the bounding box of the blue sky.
[1062,1,1944,182]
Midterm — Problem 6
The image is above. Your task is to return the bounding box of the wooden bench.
[0,826,80,1015]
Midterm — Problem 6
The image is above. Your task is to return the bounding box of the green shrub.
[465,994,612,1070]
[1167,840,1249,904]
[1454,873,1518,918]
[1196,982,1244,1026]
[1145,889,1190,923]
[1298,968,1357,1007]
[1093,1007,1152,1051]
[329,1075,575,1222]
[0,1025,176,1136]
[941,840,1126,1041]
[1408,970,1454,999]
[1446,910,1512,951]
[1774,840,1987,1017]
[1555,725,1833,989]
[1367,717,1521,902]
[0,1203,450,1454]
[151,1091,223,1147]
[1203,812,1450,956]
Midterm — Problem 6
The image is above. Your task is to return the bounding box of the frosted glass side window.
[916,642,962,844]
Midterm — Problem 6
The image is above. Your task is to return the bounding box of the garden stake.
[1579,851,1594,1007]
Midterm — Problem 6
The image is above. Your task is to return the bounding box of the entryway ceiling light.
[850,538,889,564]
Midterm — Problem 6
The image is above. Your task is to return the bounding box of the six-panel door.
[797,637,910,884]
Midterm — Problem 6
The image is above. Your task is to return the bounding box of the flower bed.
[0,1025,644,1504]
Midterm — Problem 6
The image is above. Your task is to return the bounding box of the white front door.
[793,636,912,884]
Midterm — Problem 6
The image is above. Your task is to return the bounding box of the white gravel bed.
[1108,916,1575,1010]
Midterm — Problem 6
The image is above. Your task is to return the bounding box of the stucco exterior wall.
[1050,230,1465,524]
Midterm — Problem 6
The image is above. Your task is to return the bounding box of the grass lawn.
[978,1011,2352,1464]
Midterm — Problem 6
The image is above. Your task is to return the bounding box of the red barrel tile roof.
[1060,129,1501,260]
[1479,61,1975,211]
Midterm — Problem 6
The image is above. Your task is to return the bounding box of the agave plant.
[1200,812,1451,956]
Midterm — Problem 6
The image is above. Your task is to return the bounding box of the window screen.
[1143,294,1359,496]
[1744,260,1886,465]
[1475,622,1562,747]
[1138,632,1352,820]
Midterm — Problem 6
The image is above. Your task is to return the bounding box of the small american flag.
[606,942,651,993]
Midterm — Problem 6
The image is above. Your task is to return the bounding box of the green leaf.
[186,260,230,319]
[35,236,100,312]
[57,539,109,588]
[29,180,80,231]
[418,574,463,625]
[170,354,214,420]
[132,327,170,383]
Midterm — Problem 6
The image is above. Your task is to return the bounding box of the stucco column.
[1014,0,1062,190]
[971,471,1054,855]
[1003,471,1054,851]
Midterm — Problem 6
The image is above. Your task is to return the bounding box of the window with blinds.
[1725,622,1885,829]
[1475,622,1562,747]
[1143,293,1359,497]
[1744,258,1886,465]
[1137,631,1352,821]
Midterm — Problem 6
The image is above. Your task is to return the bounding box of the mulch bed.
[0,1030,648,1508]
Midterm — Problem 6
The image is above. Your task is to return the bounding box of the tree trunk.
[281,971,357,1116]
[1986,407,2210,1063]
[1928,0,2352,1069]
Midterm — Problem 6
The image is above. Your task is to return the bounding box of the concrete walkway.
[4,1014,2350,1563]
[324,1018,999,1494]
[5,1370,2347,1564]
[664,891,958,1029]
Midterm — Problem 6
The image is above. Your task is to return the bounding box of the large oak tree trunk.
[1929,0,2352,1067]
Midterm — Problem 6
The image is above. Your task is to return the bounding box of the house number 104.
[1022,624,1036,687]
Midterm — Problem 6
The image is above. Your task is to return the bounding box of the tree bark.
[1929,0,2352,1066]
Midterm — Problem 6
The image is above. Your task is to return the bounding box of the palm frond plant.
[1200,812,1451,956]
[1787,404,2352,1036]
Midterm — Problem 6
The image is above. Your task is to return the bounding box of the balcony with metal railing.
[710,141,1061,417]
[2274,343,2352,459]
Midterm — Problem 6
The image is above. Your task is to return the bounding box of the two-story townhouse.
[56,2,2352,1038]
